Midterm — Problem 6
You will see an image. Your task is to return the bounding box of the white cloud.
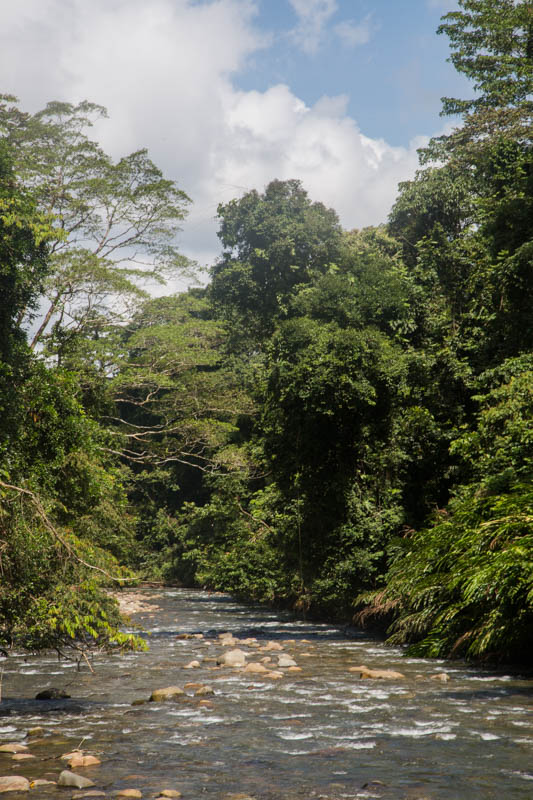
[0,0,423,286]
[334,15,374,48]
[288,0,338,54]
[218,85,423,233]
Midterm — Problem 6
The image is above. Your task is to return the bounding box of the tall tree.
[210,179,342,350]
[0,96,193,358]
[359,0,533,664]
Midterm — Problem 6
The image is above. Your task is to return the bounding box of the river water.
[0,589,532,799]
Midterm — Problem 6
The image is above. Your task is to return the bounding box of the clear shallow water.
[0,589,532,799]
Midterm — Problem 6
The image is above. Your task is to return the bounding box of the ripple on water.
[2,588,532,800]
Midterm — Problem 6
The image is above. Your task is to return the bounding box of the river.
[1,589,532,799]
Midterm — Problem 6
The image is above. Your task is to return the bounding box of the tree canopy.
[1,0,532,666]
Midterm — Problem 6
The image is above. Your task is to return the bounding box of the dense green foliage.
[1,0,531,665]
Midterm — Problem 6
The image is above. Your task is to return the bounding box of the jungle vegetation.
[0,0,531,664]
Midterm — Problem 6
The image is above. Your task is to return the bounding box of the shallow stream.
[1,589,532,799]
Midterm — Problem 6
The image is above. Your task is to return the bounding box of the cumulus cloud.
[219,85,423,232]
[0,0,423,284]
[288,0,338,54]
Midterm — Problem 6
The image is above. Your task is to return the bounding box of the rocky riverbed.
[0,589,532,799]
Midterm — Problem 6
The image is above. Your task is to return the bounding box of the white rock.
[216,648,247,667]
[277,655,297,668]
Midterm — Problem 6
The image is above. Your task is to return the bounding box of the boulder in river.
[11,754,35,762]
[243,662,269,675]
[0,744,28,754]
[183,660,201,669]
[260,641,283,652]
[156,791,182,798]
[150,686,185,702]
[0,775,30,793]
[116,790,142,798]
[61,750,84,760]
[26,727,44,739]
[58,770,95,789]
[277,655,297,668]
[35,688,70,700]
[218,632,238,646]
[216,648,247,667]
[224,794,256,800]
[430,672,450,683]
[349,665,405,680]
[72,792,106,799]
[69,754,101,768]
[195,685,214,696]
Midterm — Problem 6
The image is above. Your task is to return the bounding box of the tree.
[210,179,342,349]
[0,96,193,358]
[355,1,533,662]
[361,357,533,663]
[0,140,51,365]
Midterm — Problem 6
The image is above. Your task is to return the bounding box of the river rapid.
[0,589,532,799]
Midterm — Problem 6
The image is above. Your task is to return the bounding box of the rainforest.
[1,0,532,667]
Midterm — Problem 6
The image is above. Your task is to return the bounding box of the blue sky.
[236,0,467,146]
[1,0,467,275]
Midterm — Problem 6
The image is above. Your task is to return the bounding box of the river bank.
[1,589,532,799]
